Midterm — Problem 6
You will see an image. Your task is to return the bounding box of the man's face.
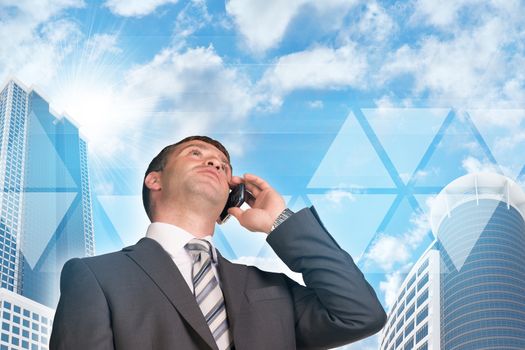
[156,140,232,209]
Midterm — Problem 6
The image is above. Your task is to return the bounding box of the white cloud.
[365,210,430,271]
[232,256,304,285]
[76,45,258,161]
[226,0,358,54]
[0,0,84,86]
[85,33,122,62]
[461,156,502,174]
[171,0,212,48]
[353,1,396,43]
[365,235,409,271]
[379,270,405,310]
[338,334,381,350]
[307,100,323,109]
[259,43,367,109]
[381,2,525,108]
[411,0,468,29]
[467,109,525,129]
[104,0,178,17]
[411,0,524,31]
[325,189,356,206]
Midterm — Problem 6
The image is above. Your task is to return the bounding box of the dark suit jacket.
[50,207,386,349]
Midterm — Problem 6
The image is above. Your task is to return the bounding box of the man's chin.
[187,182,228,207]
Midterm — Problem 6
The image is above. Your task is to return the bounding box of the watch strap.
[270,208,294,232]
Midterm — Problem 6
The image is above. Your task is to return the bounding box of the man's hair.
[142,135,231,221]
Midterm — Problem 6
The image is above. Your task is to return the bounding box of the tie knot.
[185,238,213,260]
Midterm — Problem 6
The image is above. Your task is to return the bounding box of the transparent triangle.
[218,204,268,259]
[467,109,525,180]
[97,195,150,247]
[21,192,77,269]
[435,198,501,271]
[308,112,395,188]
[412,113,499,187]
[363,108,450,184]
[307,193,397,263]
[362,197,434,273]
[92,195,125,254]
[24,111,77,189]
[256,195,311,258]
[414,194,439,221]
[213,228,237,260]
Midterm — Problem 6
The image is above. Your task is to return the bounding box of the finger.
[244,182,260,196]
[228,207,243,221]
[229,176,243,187]
[245,192,256,207]
[244,173,271,190]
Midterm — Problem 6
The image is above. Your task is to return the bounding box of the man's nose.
[206,159,221,171]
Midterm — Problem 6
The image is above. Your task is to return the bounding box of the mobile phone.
[218,183,246,224]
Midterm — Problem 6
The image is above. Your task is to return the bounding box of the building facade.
[380,248,440,350]
[432,173,525,350]
[381,172,525,350]
[0,78,95,311]
[0,288,54,350]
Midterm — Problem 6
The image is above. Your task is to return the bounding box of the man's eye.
[190,150,201,156]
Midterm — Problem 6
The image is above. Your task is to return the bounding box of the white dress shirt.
[145,222,220,293]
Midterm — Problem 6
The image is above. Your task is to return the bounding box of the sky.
[2,0,525,348]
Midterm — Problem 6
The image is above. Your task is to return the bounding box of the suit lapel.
[123,238,218,350]
[216,253,248,342]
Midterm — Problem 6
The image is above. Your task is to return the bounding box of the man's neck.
[152,201,219,238]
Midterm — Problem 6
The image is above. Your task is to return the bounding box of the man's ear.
[145,172,162,191]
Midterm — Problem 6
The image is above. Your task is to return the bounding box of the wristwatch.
[270,208,294,232]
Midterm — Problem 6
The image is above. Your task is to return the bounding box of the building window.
[406,288,416,305]
[417,273,429,291]
[396,334,404,348]
[416,306,428,324]
[405,303,415,320]
[406,275,416,290]
[404,336,414,350]
[11,336,19,346]
[417,289,428,307]
[417,342,428,350]
[396,317,404,332]
[405,319,415,337]
[416,323,428,343]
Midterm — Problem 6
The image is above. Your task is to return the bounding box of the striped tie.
[185,239,234,350]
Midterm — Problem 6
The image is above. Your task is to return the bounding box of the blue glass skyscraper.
[0,79,95,309]
[381,172,525,350]
[431,173,525,350]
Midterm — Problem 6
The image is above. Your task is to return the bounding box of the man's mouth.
[196,168,220,181]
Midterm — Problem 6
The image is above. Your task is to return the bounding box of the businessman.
[50,135,386,350]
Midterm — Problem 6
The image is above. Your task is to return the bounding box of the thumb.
[228,207,244,221]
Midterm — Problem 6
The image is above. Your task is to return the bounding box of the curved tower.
[431,172,525,350]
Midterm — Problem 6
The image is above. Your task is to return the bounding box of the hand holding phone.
[218,183,246,224]
[224,174,286,233]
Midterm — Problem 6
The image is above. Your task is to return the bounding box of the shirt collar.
[145,222,218,263]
